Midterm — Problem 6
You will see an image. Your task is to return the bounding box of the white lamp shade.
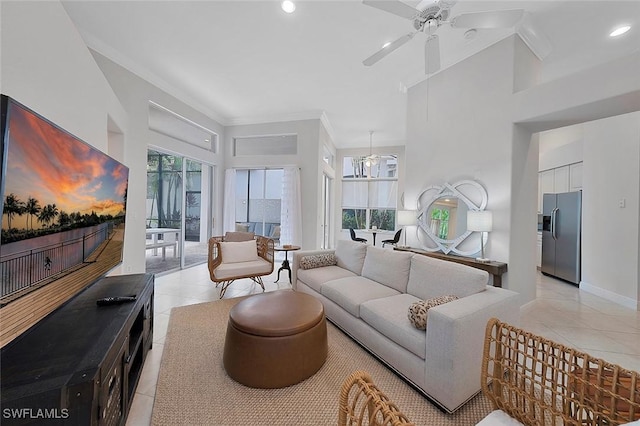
[467,210,493,232]
[397,210,416,226]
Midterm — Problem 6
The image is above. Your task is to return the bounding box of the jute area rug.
[151,297,492,425]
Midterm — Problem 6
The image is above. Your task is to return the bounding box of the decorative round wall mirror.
[415,180,488,256]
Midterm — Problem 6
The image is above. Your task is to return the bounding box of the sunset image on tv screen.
[1,101,128,241]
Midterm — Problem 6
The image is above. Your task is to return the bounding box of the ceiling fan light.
[610,25,630,37]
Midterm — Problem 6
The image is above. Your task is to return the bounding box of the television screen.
[0,95,128,307]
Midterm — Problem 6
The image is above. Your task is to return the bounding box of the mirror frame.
[415,180,488,256]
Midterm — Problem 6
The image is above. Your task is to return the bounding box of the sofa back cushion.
[361,246,413,293]
[406,255,488,300]
[335,239,368,275]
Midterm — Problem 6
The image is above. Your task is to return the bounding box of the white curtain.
[223,169,236,234]
[280,167,302,246]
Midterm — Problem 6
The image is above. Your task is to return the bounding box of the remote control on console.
[96,295,137,306]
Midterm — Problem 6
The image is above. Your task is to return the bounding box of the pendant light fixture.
[364,130,380,167]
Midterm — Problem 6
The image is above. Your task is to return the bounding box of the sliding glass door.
[146,149,213,274]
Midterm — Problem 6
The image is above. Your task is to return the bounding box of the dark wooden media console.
[1,273,154,425]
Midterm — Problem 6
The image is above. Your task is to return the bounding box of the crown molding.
[226,110,326,127]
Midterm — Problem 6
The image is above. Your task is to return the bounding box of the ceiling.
[61,1,640,148]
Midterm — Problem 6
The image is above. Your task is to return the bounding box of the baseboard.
[580,280,639,311]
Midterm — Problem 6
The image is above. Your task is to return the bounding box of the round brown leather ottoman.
[223,290,328,388]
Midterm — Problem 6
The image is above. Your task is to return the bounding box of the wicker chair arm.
[338,370,414,426]
[207,236,224,280]
[256,235,275,265]
[481,317,640,426]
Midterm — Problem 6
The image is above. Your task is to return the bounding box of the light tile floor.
[125,265,640,425]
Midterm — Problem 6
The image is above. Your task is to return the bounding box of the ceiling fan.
[362,0,525,74]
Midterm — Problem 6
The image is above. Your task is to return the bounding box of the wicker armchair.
[338,370,414,426]
[207,233,274,298]
[481,317,640,426]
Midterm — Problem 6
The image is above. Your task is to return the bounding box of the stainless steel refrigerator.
[541,191,582,285]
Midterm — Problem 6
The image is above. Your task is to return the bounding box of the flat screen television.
[0,95,128,319]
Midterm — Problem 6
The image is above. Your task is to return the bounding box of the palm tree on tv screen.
[25,197,41,231]
[3,193,25,229]
[38,204,59,228]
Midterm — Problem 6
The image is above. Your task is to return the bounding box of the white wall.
[539,132,583,171]
[581,112,640,308]
[406,36,536,301]
[406,35,640,307]
[90,51,225,273]
[0,1,131,272]
[513,52,640,307]
[0,2,126,152]
[224,119,325,249]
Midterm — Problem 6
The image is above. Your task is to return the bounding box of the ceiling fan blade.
[362,0,419,20]
[425,35,441,74]
[451,9,524,29]
[363,33,415,66]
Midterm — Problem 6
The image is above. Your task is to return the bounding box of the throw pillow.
[220,240,259,263]
[300,254,337,270]
[408,295,459,330]
[225,231,255,242]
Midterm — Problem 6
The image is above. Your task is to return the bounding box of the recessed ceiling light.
[382,41,391,49]
[281,1,296,14]
[609,25,630,37]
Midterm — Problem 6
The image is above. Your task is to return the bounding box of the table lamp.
[397,210,416,248]
[467,210,493,262]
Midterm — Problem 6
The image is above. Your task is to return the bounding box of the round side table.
[274,245,300,283]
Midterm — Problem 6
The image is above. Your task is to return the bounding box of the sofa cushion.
[360,294,427,359]
[406,255,488,300]
[335,239,368,275]
[214,259,272,280]
[407,295,459,330]
[321,276,400,318]
[475,410,524,426]
[220,240,259,263]
[361,246,413,292]
[297,266,357,293]
[300,253,337,270]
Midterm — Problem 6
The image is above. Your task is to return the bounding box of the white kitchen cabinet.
[538,169,555,213]
[554,165,570,193]
[538,162,583,212]
[570,162,583,190]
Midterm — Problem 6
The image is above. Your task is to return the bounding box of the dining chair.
[382,229,402,248]
[349,228,367,243]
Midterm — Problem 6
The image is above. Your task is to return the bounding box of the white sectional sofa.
[291,240,520,413]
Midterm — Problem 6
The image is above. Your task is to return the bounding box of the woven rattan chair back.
[338,370,414,426]
[207,234,274,298]
[482,318,640,426]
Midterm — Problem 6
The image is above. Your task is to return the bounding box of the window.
[235,169,283,238]
[341,155,398,231]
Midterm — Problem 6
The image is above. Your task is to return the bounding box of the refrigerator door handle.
[551,208,558,240]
